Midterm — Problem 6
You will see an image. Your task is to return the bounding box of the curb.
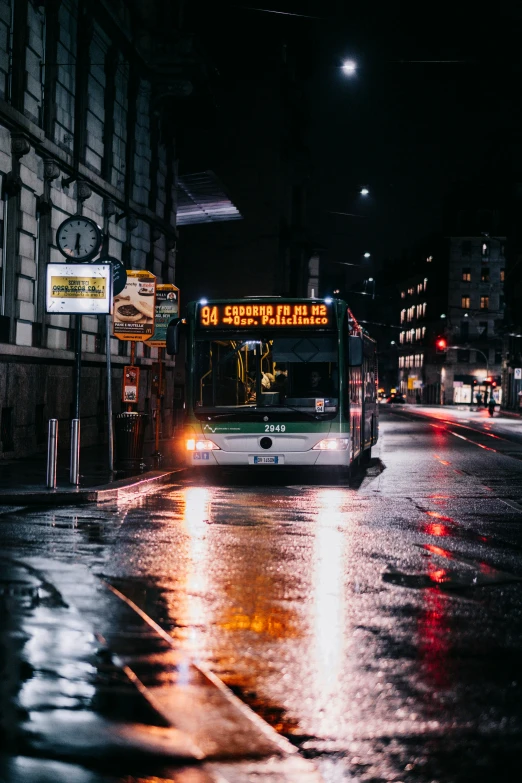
[0,468,183,506]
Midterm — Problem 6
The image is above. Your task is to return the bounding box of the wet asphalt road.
[2,406,522,782]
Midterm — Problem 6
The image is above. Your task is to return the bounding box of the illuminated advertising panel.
[198,302,333,329]
[46,263,112,314]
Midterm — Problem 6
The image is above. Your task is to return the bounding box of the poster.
[149,284,179,347]
[46,263,112,314]
[113,270,156,341]
[122,366,140,403]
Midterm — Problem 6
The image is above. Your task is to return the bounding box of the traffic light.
[435,337,447,353]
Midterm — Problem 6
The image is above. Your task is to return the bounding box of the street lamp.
[360,187,369,196]
[364,277,376,299]
[341,59,357,76]
[363,252,371,258]
[446,345,489,374]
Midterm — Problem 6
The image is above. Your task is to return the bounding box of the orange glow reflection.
[426,511,455,523]
[422,522,451,537]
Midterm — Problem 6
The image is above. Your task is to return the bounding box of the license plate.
[251,455,282,465]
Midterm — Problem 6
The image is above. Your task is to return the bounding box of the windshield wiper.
[200,405,322,421]
[276,402,322,420]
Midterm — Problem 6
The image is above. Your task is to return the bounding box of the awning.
[176,171,242,225]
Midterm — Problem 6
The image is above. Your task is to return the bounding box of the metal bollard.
[70,418,80,485]
[46,419,58,489]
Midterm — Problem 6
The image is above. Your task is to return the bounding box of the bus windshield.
[193,332,339,419]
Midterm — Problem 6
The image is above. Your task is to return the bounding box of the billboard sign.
[46,263,112,314]
[149,284,179,347]
[113,270,156,341]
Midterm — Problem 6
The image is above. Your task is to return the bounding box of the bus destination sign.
[199,302,333,328]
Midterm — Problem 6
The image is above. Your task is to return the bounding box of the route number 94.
[265,424,286,432]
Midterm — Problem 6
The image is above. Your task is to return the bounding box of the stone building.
[0,0,203,457]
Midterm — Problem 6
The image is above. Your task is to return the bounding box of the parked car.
[386,393,406,404]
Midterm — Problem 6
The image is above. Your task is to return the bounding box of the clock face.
[56,217,102,261]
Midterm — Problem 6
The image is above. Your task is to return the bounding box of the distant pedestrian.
[488,397,496,417]
[475,392,482,407]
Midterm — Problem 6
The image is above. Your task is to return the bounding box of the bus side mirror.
[166,317,184,355]
[348,335,363,366]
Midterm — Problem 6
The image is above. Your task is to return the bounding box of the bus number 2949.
[265,424,286,432]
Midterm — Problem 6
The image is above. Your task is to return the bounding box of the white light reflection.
[179,488,212,678]
[311,488,348,736]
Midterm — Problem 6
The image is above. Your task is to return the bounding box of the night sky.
[179,1,522,298]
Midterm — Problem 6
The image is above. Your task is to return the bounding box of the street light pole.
[447,345,489,374]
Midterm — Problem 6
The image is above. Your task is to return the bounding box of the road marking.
[499,498,522,513]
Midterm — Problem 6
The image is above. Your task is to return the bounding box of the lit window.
[416,304,422,318]
[422,326,426,337]
[419,353,424,366]
[462,268,471,282]
[500,268,505,282]
[400,331,405,344]
[401,309,406,323]
[424,278,428,290]
[461,295,470,309]
[480,296,489,309]
[481,268,490,282]
[427,256,433,262]
[399,356,405,368]
[422,302,427,316]
[401,291,406,299]
[482,242,489,257]
[417,283,422,294]
[416,328,421,340]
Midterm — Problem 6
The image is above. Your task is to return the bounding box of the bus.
[166,297,378,476]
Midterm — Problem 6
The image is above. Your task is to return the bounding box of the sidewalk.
[0,551,323,782]
[0,438,184,505]
[392,403,522,419]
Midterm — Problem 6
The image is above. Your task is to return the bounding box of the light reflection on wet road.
[3,407,522,781]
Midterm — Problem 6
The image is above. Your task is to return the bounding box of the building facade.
[0,0,202,457]
[397,235,505,404]
[397,254,447,404]
[444,235,504,404]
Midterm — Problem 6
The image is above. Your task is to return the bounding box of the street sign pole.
[70,314,82,484]
[148,284,179,468]
[72,314,82,419]
[153,348,164,467]
[98,255,126,478]
[106,317,114,474]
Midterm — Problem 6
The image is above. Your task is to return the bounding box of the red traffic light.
[435,338,447,352]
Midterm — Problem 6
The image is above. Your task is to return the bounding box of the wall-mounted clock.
[56,216,102,261]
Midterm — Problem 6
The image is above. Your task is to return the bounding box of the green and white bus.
[167,297,378,474]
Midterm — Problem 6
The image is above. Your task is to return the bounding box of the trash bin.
[114,412,147,472]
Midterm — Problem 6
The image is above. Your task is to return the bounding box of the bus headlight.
[312,438,350,450]
[186,439,220,451]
